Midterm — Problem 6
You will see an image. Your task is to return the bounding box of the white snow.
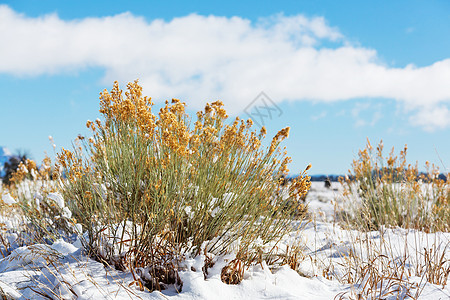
[2,192,16,205]
[0,181,447,299]
[47,192,65,209]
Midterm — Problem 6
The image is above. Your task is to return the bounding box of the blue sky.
[1,0,450,175]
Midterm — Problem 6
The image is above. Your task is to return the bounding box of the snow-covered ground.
[0,181,448,299]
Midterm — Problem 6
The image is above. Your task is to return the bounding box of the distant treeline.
[287,172,448,182]
[285,174,343,182]
[308,175,343,182]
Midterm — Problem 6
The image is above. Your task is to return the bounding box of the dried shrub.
[136,262,183,292]
[417,246,450,288]
[52,80,310,292]
[336,254,420,300]
[221,259,244,285]
[202,251,215,280]
[1,156,77,245]
[340,139,450,232]
[330,228,450,300]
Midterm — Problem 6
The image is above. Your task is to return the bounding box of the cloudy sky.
[1,0,450,174]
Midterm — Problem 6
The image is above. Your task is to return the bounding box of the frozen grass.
[340,139,449,232]
[331,139,450,299]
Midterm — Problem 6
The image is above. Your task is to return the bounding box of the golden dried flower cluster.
[9,158,51,186]
[289,164,312,200]
[57,148,89,182]
[99,80,156,137]
[351,139,414,185]
[269,127,290,154]
[156,99,190,156]
[10,159,33,184]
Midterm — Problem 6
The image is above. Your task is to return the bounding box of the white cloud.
[411,105,450,132]
[406,27,415,34]
[351,102,383,127]
[1,5,450,130]
[311,111,327,121]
